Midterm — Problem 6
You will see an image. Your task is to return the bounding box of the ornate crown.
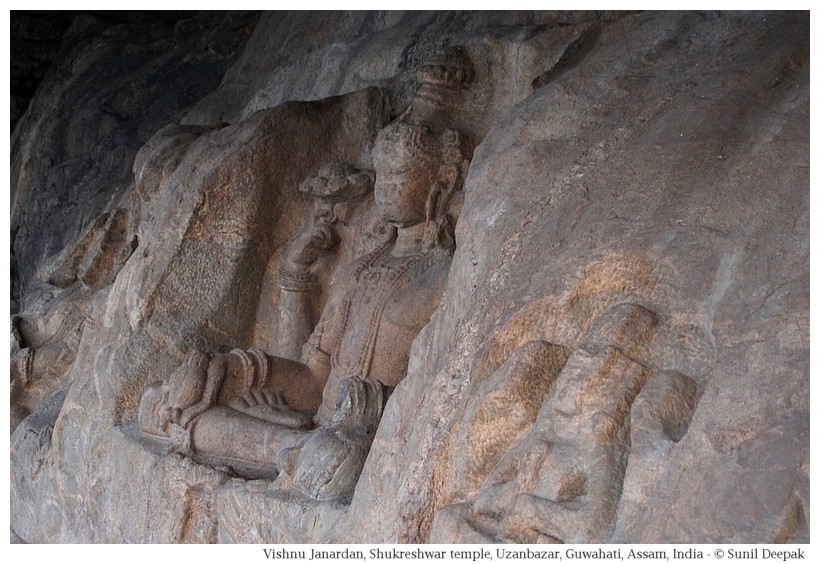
[417,45,475,91]
[374,119,466,172]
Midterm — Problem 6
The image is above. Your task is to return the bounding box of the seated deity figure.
[138,117,470,482]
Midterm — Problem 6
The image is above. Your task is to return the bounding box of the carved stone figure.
[432,303,699,544]
[138,116,470,494]
[446,339,571,497]
[277,161,375,361]
[11,207,137,432]
[277,376,385,502]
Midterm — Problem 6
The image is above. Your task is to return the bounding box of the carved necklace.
[333,243,445,379]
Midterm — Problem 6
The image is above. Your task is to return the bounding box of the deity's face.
[373,151,433,228]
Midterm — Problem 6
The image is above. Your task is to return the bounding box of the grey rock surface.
[11,12,259,312]
[10,11,808,543]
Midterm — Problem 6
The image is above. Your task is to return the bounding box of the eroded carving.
[447,340,571,497]
[11,208,137,429]
[612,369,699,539]
[433,303,700,544]
[138,115,471,497]
[410,44,476,128]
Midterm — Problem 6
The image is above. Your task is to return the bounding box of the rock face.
[10,11,808,544]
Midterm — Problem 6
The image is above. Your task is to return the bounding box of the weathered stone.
[11,12,259,313]
[10,11,808,544]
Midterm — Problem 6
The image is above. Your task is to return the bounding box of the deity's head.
[372,119,469,236]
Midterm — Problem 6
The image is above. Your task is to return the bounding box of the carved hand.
[285,224,337,268]
[174,403,208,429]
[329,377,385,435]
[164,350,229,429]
[228,388,313,429]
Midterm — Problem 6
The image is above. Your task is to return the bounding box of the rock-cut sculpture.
[138,116,470,500]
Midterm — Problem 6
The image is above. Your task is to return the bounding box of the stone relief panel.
[10,13,807,544]
[11,86,393,542]
[431,303,701,543]
[11,206,137,432]
[134,48,476,502]
[137,116,471,495]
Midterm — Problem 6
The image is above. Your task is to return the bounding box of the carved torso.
[311,243,451,426]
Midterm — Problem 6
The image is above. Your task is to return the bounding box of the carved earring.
[425,185,441,225]
[435,164,460,218]
[422,185,441,251]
